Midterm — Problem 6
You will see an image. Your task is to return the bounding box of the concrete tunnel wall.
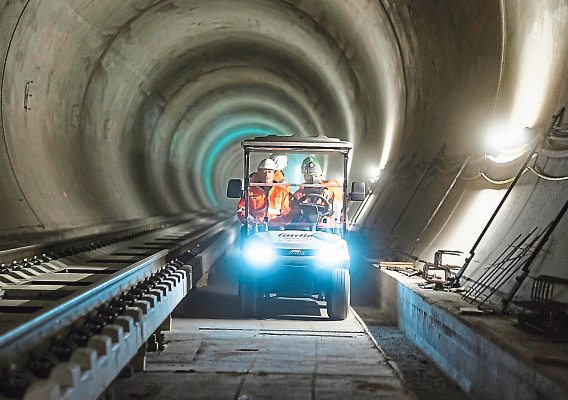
[1,1,568,301]
[355,0,568,303]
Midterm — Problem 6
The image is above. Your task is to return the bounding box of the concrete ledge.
[378,268,568,400]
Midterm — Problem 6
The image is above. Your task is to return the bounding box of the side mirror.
[227,179,243,198]
[349,181,365,201]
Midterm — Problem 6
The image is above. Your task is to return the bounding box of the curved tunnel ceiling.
[1,0,568,283]
[0,0,402,236]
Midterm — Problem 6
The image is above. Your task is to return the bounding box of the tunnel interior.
[1,0,568,347]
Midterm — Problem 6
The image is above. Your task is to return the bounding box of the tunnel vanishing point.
[1,1,568,399]
[2,0,568,303]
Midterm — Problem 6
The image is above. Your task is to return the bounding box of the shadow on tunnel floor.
[173,290,241,319]
[173,289,328,321]
[173,248,331,321]
[174,246,384,322]
[258,296,328,321]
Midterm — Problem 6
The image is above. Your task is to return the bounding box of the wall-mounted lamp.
[485,124,533,163]
[369,165,383,183]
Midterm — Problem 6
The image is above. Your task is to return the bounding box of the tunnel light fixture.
[485,124,532,163]
[369,165,383,183]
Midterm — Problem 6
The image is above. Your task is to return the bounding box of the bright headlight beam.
[316,245,349,266]
[243,242,275,267]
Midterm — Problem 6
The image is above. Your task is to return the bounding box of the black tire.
[327,268,350,320]
[239,273,259,317]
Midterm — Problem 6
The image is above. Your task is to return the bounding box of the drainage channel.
[367,326,469,400]
[0,214,237,400]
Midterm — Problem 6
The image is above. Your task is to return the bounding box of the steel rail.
[0,213,201,264]
[0,218,232,362]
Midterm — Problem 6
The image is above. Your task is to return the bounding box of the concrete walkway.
[110,253,414,399]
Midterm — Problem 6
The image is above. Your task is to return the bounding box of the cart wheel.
[239,273,259,317]
[327,268,350,320]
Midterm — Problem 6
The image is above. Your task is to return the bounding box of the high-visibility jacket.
[323,179,343,205]
[237,185,291,224]
[292,180,343,203]
[292,180,343,226]
[274,170,284,183]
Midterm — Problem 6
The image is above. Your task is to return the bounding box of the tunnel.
[1,1,568,399]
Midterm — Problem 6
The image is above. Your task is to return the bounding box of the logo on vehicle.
[288,249,305,256]
[278,233,313,238]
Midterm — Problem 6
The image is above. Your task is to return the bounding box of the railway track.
[0,213,237,400]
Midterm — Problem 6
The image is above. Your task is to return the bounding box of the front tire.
[239,273,259,317]
[327,268,350,320]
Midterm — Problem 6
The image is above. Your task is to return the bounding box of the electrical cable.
[461,166,568,184]
[526,166,568,181]
[479,171,519,185]
[460,173,481,181]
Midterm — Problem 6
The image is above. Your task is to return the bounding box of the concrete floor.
[109,252,473,399]
[110,254,416,399]
[111,316,411,399]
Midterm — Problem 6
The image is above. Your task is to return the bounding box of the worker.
[291,157,343,226]
[270,153,287,183]
[237,158,291,224]
[248,153,287,183]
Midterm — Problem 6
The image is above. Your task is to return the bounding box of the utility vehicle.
[227,135,365,320]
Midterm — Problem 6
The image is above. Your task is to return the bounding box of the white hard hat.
[269,153,288,170]
[257,158,277,170]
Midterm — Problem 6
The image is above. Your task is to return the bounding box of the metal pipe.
[244,148,250,236]
[390,144,446,235]
[471,229,537,304]
[343,153,348,237]
[499,197,568,313]
[462,232,522,301]
[478,225,545,307]
[453,108,565,286]
[412,155,470,255]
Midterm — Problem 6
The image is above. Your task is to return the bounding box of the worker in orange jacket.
[237,158,291,224]
[291,157,343,226]
[247,153,287,184]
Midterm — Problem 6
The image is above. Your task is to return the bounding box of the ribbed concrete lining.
[0,0,401,239]
[0,0,567,290]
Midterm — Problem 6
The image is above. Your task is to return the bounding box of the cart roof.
[242,134,353,153]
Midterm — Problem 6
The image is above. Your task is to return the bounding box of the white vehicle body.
[243,231,349,269]
[227,134,364,320]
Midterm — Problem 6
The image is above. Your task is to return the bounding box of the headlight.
[243,241,275,267]
[316,244,349,266]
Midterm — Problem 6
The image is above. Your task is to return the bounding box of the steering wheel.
[293,193,333,222]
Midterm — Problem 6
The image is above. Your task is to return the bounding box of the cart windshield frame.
[242,135,352,238]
